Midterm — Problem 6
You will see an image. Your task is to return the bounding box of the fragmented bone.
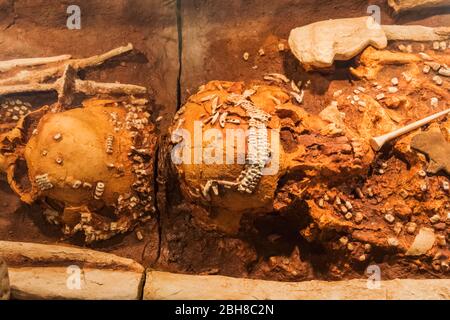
[370,108,450,151]
[388,0,450,14]
[351,47,421,79]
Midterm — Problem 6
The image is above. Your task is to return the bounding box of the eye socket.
[12,158,32,194]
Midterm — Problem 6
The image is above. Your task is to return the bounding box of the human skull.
[0,98,157,243]
[168,80,371,234]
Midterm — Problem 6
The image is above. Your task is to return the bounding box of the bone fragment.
[370,108,450,151]
[0,241,144,300]
[388,0,450,14]
[0,55,72,73]
[144,271,450,300]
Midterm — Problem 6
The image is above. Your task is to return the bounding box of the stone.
[406,227,436,256]
[144,271,450,300]
[388,0,450,14]
[411,129,450,175]
[289,16,387,70]
[0,241,144,300]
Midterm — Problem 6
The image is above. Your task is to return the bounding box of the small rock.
[436,235,446,247]
[432,75,443,86]
[333,90,343,98]
[433,41,440,50]
[406,227,435,256]
[402,72,412,83]
[426,61,441,71]
[419,52,433,60]
[439,41,447,50]
[388,86,398,93]
[354,212,364,224]
[398,44,406,52]
[423,65,431,74]
[393,222,403,235]
[387,237,399,247]
[406,222,417,234]
[430,97,439,108]
[384,214,395,223]
[430,214,441,224]
[339,236,349,246]
[258,48,265,56]
[391,77,399,86]
[243,52,250,61]
[376,93,385,100]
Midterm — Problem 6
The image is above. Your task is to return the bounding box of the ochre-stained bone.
[388,0,450,14]
[350,46,421,79]
[0,241,144,300]
[0,55,71,73]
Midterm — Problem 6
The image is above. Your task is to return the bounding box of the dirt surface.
[0,0,449,282]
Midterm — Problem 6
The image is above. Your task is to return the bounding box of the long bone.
[0,64,147,106]
[0,55,71,73]
[370,108,450,151]
[0,43,134,86]
[382,25,450,42]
